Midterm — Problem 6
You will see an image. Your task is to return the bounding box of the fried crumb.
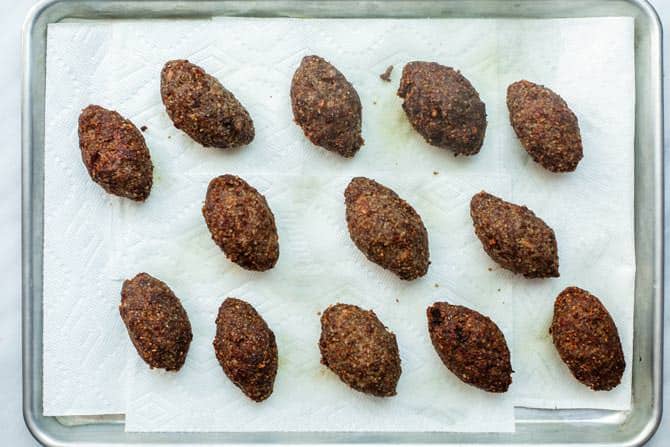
[379,65,393,82]
[140,125,148,132]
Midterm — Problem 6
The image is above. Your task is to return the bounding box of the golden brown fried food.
[398,61,486,155]
[119,273,192,371]
[291,55,363,157]
[319,303,401,397]
[203,175,279,271]
[345,177,429,280]
[550,287,625,391]
[427,302,512,393]
[161,59,254,149]
[470,191,559,278]
[213,298,278,402]
[78,105,153,201]
[507,80,583,172]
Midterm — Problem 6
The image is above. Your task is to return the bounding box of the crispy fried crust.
[397,61,486,155]
[507,80,583,172]
[344,177,429,280]
[202,175,279,271]
[290,55,364,157]
[550,287,625,391]
[427,302,512,393]
[161,59,254,149]
[78,105,153,201]
[119,273,192,371]
[319,303,401,397]
[470,191,559,278]
[213,298,278,402]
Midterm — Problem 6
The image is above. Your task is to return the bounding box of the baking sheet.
[42,16,635,431]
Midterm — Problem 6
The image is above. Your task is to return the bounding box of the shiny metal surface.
[22,1,664,445]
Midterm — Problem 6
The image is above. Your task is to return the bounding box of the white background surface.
[0,1,666,444]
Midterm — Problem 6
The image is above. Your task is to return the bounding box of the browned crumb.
[379,65,393,82]
[140,125,148,132]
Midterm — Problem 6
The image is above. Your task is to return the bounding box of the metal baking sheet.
[21,0,663,445]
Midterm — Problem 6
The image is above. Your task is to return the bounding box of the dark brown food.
[550,287,625,391]
[213,298,278,402]
[160,59,254,149]
[119,273,192,371]
[345,177,429,280]
[470,191,559,278]
[140,125,148,132]
[427,302,512,392]
[379,65,393,82]
[397,61,486,156]
[319,303,401,397]
[78,105,153,201]
[507,80,583,172]
[290,55,364,158]
[203,175,279,271]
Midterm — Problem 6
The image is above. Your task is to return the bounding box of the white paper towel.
[43,23,128,415]
[42,16,635,430]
